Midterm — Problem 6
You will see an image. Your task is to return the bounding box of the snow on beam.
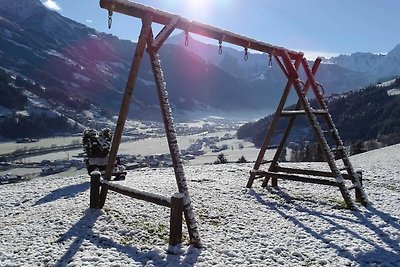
[101,179,171,207]
[99,0,303,59]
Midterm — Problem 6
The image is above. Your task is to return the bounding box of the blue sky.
[42,0,400,59]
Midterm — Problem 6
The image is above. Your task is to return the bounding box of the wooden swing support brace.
[98,14,152,208]
[98,10,202,245]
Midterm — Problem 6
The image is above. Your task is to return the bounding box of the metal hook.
[108,10,113,29]
[184,31,189,46]
[218,40,223,55]
[244,47,249,61]
[268,54,273,67]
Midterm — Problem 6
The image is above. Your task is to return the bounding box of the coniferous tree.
[350,141,366,156]
[237,155,248,163]
[215,153,228,164]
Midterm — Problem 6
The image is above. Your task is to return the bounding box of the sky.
[41,0,400,59]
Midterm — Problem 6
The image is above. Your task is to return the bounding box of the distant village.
[120,133,234,170]
[0,117,238,184]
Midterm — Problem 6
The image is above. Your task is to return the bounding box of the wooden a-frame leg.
[146,24,201,246]
[279,52,355,209]
[301,58,368,206]
[246,56,301,188]
[98,16,152,208]
[261,58,321,187]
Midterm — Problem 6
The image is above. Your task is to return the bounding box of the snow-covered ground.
[1,145,399,266]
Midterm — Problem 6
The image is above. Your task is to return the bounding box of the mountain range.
[1,0,400,138]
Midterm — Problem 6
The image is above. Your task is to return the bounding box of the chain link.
[218,40,223,54]
[244,47,249,61]
[184,31,189,46]
[108,10,113,29]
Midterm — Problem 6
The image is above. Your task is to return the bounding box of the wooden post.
[98,15,153,208]
[147,47,201,246]
[169,193,183,246]
[355,171,363,202]
[90,171,101,209]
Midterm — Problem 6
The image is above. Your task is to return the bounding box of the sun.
[182,0,214,21]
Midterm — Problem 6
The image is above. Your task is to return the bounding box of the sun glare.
[183,0,214,21]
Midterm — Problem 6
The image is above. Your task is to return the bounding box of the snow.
[89,34,100,40]
[387,88,400,96]
[1,144,399,266]
[46,50,76,65]
[23,90,51,109]
[70,82,80,88]
[378,78,397,88]
[95,62,114,76]
[82,110,94,120]
[109,61,126,69]
[138,77,156,86]
[15,110,29,117]
[73,72,92,82]
[4,38,33,50]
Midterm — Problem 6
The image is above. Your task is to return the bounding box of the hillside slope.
[0,144,399,266]
[237,78,400,147]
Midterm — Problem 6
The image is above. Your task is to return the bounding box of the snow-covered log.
[148,50,201,246]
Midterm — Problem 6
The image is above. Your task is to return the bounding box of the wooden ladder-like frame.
[246,52,368,209]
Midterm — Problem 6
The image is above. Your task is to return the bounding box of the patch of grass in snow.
[42,260,51,267]
[304,257,316,267]
[119,220,170,245]
[330,199,349,209]
[103,207,170,245]
[381,184,398,191]
[197,208,224,226]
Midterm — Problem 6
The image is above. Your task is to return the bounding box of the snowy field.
[0,137,81,154]
[0,144,399,266]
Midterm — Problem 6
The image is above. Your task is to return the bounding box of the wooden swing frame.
[97,0,368,246]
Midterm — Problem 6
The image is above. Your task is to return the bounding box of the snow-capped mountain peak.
[325,52,384,73]
[386,44,400,61]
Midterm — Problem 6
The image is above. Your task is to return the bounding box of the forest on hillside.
[0,69,86,138]
[237,78,400,158]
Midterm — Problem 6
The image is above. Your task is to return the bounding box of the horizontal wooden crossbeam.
[274,166,360,181]
[99,0,303,59]
[280,109,328,116]
[250,170,340,187]
[100,179,171,207]
[90,172,184,246]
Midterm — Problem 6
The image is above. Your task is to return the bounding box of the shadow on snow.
[248,188,399,266]
[33,181,90,206]
[54,209,200,266]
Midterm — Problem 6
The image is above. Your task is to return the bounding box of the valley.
[0,117,267,181]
